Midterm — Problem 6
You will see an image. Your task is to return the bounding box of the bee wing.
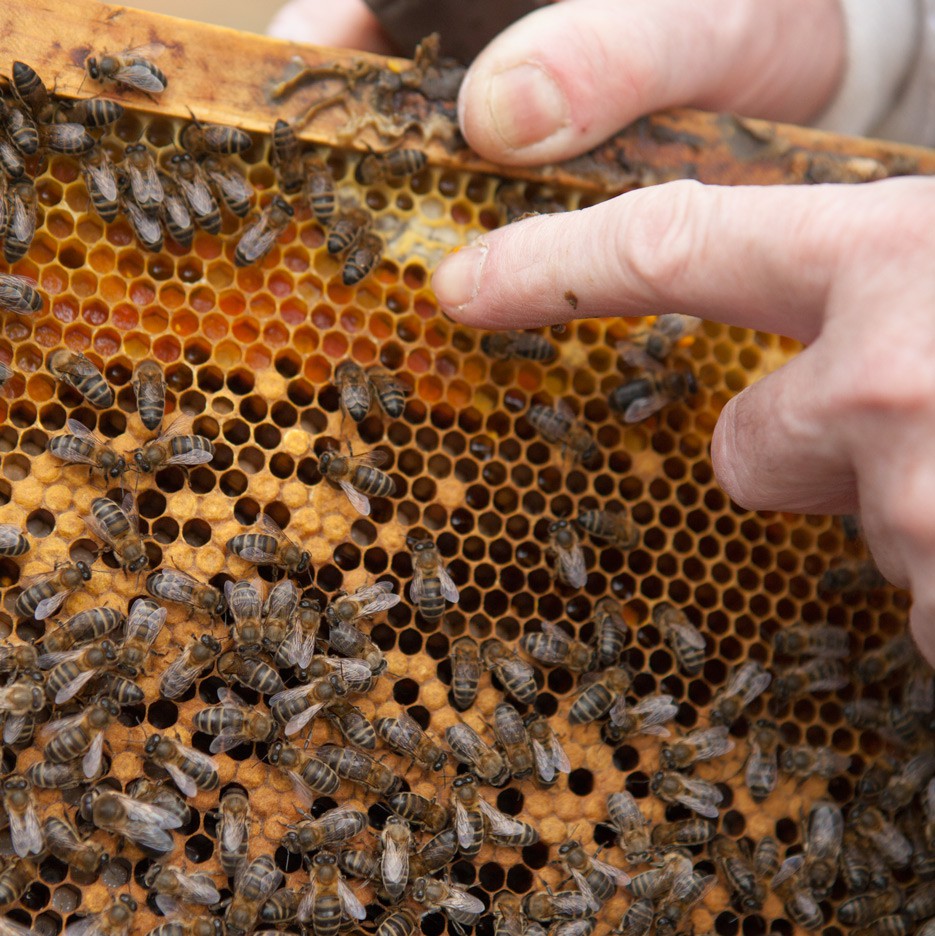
[63,916,97,936]
[693,726,735,757]
[538,621,570,646]
[174,872,221,905]
[163,762,199,798]
[337,480,372,516]
[65,417,104,444]
[37,647,85,669]
[209,730,250,754]
[54,668,100,705]
[288,769,320,807]
[221,811,248,853]
[206,165,253,201]
[8,802,43,856]
[281,628,316,669]
[675,794,721,820]
[737,664,772,704]
[476,798,532,839]
[673,622,706,650]
[234,544,279,564]
[0,916,41,936]
[623,395,666,423]
[84,159,118,200]
[339,879,367,920]
[115,64,166,92]
[325,657,374,684]
[382,833,408,885]
[409,566,425,604]
[134,370,164,406]
[530,737,556,783]
[127,601,167,645]
[84,509,120,552]
[154,895,179,916]
[285,701,327,736]
[82,729,106,779]
[256,512,289,541]
[590,855,631,886]
[177,175,216,216]
[617,342,657,370]
[348,450,389,470]
[770,854,805,889]
[34,590,70,621]
[117,793,182,830]
[237,220,278,260]
[216,686,248,707]
[354,582,400,616]
[568,868,602,912]
[150,569,201,602]
[9,196,33,244]
[442,889,485,916]
[166,445,214,467]
[453,798,477,851]
[123,41,167,57]
[437,564,460,603]
[0,526,24,551]
[40,710,86,738]
[160,653,199,699]
[123,819,175,852]
[3,715,26,745]
[557,546,587,589]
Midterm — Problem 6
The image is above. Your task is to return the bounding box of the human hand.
[267,0,395,53]
[430,2,935,663]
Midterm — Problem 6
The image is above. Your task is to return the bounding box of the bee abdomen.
[351,467,395,497]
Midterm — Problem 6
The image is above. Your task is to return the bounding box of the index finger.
[432,178,915,342]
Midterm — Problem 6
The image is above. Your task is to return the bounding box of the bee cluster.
[0,31,930,936]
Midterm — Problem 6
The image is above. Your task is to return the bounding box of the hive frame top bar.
[8,0,935,194]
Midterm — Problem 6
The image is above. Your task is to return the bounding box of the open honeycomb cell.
[0,14,931,936]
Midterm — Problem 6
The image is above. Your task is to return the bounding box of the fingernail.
[432,245,487,313]
[485,63,568,150]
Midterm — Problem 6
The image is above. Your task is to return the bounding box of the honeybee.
[48,350,113,408]
[327,206,370,255]
[527,400,597,463]
[652,602,706,674]
[413,876,485,930]
[655,871,717,936]
[780,743,852,780]
[68,894,138,936]
[376,909,418,936]
[234,195,293,267]
[148,920,224,936]
[10,61,49,115]
[559,839,630,910]
[326,619,387,678]
[609,366,698,423]
[446,722,510,786]
[480,330,557,362]
[522,620,594,671]
[26,759,97,790]
[326,581,399,628]
[77,145,120,223]
[278,597,322,674]
[193,686,278,752]
[576,508,639,551]
[650,770,723,819]
[616,896,654,936]
[122,142,164,209]
[120,188,164,252]
[15,559,93,620]
[271,118,303,192]
[0,641,39,676]
[770,855,823,930]
[39,639,118,704]
[838,891,905,928]
[744,719,780,801]
[1,775,42,858]
[86,45,168,93]
[39,120,95,155]
[220,579,262,653]
[226,513,310,577]
[218,651,285,696]
[710,836,763,912]
[171,153,221,233]
[661,724,734,770]
[297,851,368,936]
[379,815,413,900]
[906,885,935,923]
[159,634,222,699]
[568,665,632,725]
[211,785,251,879]
[317,743,404,795]
[773,622,850,658]
[2,104,38,157]
[366,366,410,418]
[376,711,448,772]
[337,848,380,884]
[0,525,28,558]
[282,805,368,855]
[410,536,459,621]
[411,827,459,878]
[605,692,679,741]
[492,702,534,779]
[387,792,448,834]
[159,172,195,245]
[304,155,336,223]
[43,815,106,874]
[857,634,917,684]
[0,675,43,744]
[0,361,11,391]
[801,801,844,899]
[493,893,545,936]
[450,635,482,710]
[710,660,772,726]
[617,314,702,367]
[42,696,115,777]
[261,578,298,650]
[0,136,25,180]
[87,493,149,574]
[605,792,652,864]
[128,359,167,433]
[225,855,283,936]
[270,673,347,735]
[0,273,42,315]
[819,557,886,594]
[850,804,913,868]
[48,417,129,482]
[143,864,222,915]
[355,148,427,184]
[342,231,383,286]
[66,98,125,127]
[545,520,588,590]
[772,658,848,706]
[651,818,717,850]
[318,447,396,516]
[144,733,219,797]
[480,638,537,704]
[330,362,371,425]
[181,116,251,155]
[202,154,253,217]
[522,890,592,923]
[125,777,192,827]
[132,416,215,473]
[524,713,570,786]
[268,740,341,801]
[146,567,226,618]
[4,179,37,262]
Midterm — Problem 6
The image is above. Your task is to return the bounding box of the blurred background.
[124,0,287,35]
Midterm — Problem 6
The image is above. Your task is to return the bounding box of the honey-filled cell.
[0,12,930,936]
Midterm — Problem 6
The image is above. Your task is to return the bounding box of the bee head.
[86,57,100,79]
[77,561,92,580]
[296,552,310,573]
[109,457,128,478]
[134,451,152,472]
[143,733,162,754]
[318,451,333,473]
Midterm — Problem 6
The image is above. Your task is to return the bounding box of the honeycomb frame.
[0,4,931,936]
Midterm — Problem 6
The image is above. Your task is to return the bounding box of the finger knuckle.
[879,463,935,550]
[616,180,707,299]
